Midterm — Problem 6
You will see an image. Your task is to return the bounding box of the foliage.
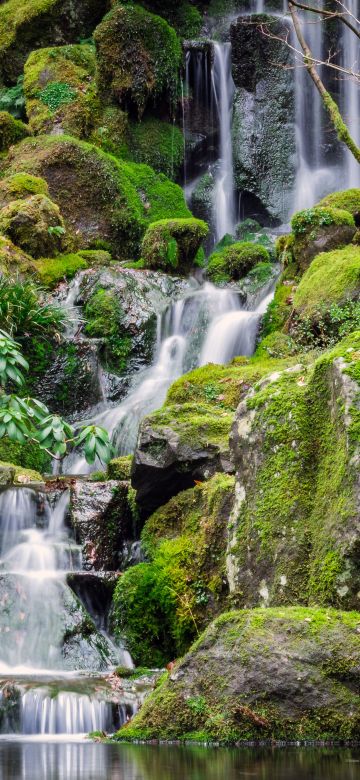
[291,206,355,236]
[141,218,208,273]
[84,288,132,373]
[317,188,360,222]
[0,77,25,119]
[0,111,29,151]
[207,241,270,283]
[0,276,65,344]
[0,330,111,465]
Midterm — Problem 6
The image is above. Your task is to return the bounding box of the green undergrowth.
[112,474,235,666]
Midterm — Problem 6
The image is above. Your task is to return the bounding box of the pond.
[0,741,359,780]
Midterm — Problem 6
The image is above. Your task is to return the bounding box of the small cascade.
[66,281,274,474]
[212,42,237,241]
[0,488,133,736]
[341,0,360,187]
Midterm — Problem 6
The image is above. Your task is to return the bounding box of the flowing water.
[342,0,360,187]
[212,42,237,240]
[0,488,136,737]
[66,282,274,475]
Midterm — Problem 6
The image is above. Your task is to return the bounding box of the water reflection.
[0,742,359,780]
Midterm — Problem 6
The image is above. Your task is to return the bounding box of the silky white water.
[342,0,360,187]
[0,488,132,735]
[212,42,237,240]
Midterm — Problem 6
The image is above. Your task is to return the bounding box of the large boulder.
[117,607,360,742]
[231,14,296,223]
[291,206,356,269]
[70,479,134,571]
[227,335,360,610]
[38,339,104,416]
[94,4,181,118]
[0,194,65,257]
[0,0,108,85]
[0,173,49,210]
[4,135,190,258]
[0,110,29,150]
[24,44,99,137]
[293,245,360,318]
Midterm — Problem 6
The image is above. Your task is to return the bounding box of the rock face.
[0,0,108,85]
[70,480,134,571]
[227,344,360,610]
[132,404,235,514]
[231,14,296,223]
[38,339,104,416]
[120,607,360,742]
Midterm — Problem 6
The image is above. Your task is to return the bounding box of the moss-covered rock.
[118,0,202,38]
[0,459,44,486]
[127,118,184,180]
[318,188,360,225]
[107,455,132,481]
[0,234,37,275]
[207,241,270,284]
[141,218,208,273]
[291,206,356,269]
[34,250,111,288]
[228,334,360,609]
[24,44,99,137]
[0,110,29,150]
[0,194,65,258]
[0,437,50,474]
[293,245,360,317]
[112,474,235,666]
[0,173,49,210]
[5,135,190,258]
[0,0,108,84]
[116,607,360,743]
[94,4,181,118]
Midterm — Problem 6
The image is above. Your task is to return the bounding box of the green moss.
[94,4,181,118]
[84,287,132,374]
[141,218,208,273]
[290,207,355,269]
[293,245,360,316]
[255,330,299,360]
[114,606,360,743]
[127,118,184,180]
[0,174,49,208]
[0,194,65,258]
[4,135,190,258]
[24,44,99,137]
[291,207,355,236]
[0,110,29,151]
[0,459,44,483]
[0,234,37,275]
[0,438,50,474]
[107,455,132,481]
[121,0,202,37]
[259,277,295,338]
[207,242,270,284]
[34,252,88,288]
[317,188,360,221]
[112,474,234,666]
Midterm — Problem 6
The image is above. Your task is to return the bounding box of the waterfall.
[212,42,237,241]
[0,488,133,736]
[66,281,273,475]
[342,0,360,187]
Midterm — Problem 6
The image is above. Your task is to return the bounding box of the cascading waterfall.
[342,0,360,187]
[67,280,274,475]
[0,488,134,736]
[212,41,237,241]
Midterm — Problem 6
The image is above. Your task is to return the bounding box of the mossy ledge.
[114,607,360,745]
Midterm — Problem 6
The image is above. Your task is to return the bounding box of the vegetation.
[207,242,270,283]
[0,111,29,151]
[84,287,132,373]
[141,218,208,273]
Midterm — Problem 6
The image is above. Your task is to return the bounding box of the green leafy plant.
[0,330,111,464]
[47,225,66,238]
[0,76,25,119]
[38,81,77,112]
[0,277,65,342]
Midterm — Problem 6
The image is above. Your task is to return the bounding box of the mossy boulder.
[107,455,132,481]
[291,207,356,269]
[0,194,65,258]
[0,234,37,275]
[117,607,360,743]
[0,460,44,486]
[293,245,360,317]
[228,334,360,610]
[0,0,108,84]
[24,44,99,137]
[0,110,29,150]
[141,218,208,273]
[94,4,181,118]
[318,188,360,225]
[0,173,49,210]
[207,241,270,284]
[118,0,202,38]
[127,118,184,180]
[112,474,235,666]
[4,135,190,258]
[35,250,111,288]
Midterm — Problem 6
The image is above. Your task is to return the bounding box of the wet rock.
[38,339,104,416]
[70,480,134,571]
[122,607,360,742]
[231,14,296,223]
[132,406,234,514]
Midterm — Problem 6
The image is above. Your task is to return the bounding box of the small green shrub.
[0,76,25,119]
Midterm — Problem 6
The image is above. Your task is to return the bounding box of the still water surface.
[0,742,359,780]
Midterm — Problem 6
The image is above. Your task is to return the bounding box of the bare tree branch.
[289,1,360,163]
[289,0,360,40]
